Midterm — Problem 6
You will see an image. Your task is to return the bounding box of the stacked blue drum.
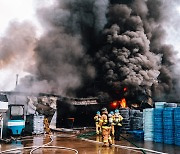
[155,102,166,109]
[174,108,180,146]
[143,108,154,141]
[154,108,163,142]
[119,108,130,131]
[130,110,143,130]
[163,108,174,144]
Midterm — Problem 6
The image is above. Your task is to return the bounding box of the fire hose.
[1,134,79,154]
[1,132,167,154]
[77,131,168,154]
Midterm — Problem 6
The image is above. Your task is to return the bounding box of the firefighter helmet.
[101,107,107,112]
[97,111,100,115]
[110,111,114,115]
[115,109,119,113]
[101,107,108,114]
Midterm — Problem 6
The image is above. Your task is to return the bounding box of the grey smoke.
[96,0,180,101]
[1,0,180,102]
[16,0,109,96]
[0,21,36,69]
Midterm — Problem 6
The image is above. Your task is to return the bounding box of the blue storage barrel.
[143,108,154,141]
[154,108,163,142]
[164,103,177,108]
[174,108,180,146]
[163,108,175,144]
[155,102,166,109]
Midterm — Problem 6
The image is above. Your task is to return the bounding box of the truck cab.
[7,104,25,135]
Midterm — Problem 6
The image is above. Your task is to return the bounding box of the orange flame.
[120,98,127,108]
[110,101,118,109]
[110,98,127,109]
[123,87,127,92]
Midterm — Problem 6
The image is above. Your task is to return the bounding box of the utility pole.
[16,74,19,88]
[15,74,19,104]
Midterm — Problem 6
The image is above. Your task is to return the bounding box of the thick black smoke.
[95,0,180,103]
[19,0,109,96]
[13,0,180,103]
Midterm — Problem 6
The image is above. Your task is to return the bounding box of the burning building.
[1,0,180,127]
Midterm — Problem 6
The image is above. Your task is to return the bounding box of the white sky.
[0,0,36,35]
[0,0,180,91]
[0,0,55,91]
[0,0,55,36]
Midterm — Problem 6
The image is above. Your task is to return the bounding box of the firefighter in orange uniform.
[94,111,102,135]
[99,107,112,147]
[114,109,123,141]
[108,111,115,136]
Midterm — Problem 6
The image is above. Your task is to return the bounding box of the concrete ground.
[0,130,180,154]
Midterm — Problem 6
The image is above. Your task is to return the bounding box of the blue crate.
[164,103,177,108]
[163,113,174,118]
[175,138,180,142]
[164,139,174,144]
[164,131,174,134]
[154,138,163,143]
[154,116,163,119]
[175,141,180,146]
[163,108,174,117]
[155,102,166,108]
[163,124,174,129]
[154,127,163,130]
[174,114,180,119]
[144,137,154,141]
[154,134,163,139]
[174,108,180,116]
[132,130,144,140]
[154,129,163,133]
[154,108,164,113]
[175,121,180,126]
[175,133,180,138]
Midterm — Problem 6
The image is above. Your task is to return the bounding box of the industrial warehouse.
[1,0,180,153]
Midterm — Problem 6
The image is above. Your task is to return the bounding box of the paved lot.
[0,131,180,154]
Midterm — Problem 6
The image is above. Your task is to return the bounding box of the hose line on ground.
[30,135,54,154]
[79,134,167,154]
[1,132,167,154]
[1,134,79,154]
[1,146,79,154]
[120,134,146,154]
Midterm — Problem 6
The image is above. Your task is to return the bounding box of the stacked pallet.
[143,108,154,141]
[33,115,44,134]
[119,108,130,131]
[174,108,180,146]
[163,108,174,144]
[130,110,143,130]
[154,108,163,142]
[155,102,166,109]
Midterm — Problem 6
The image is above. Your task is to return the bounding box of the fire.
[110,98,127,109]
[120,98,127,108]
[110,101,118,109]
[123,87,127,92]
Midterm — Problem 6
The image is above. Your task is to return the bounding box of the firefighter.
[99,107,112,147]
[108,111,115,136]
[44,118,51,134]
[94,111,102,135]
[113,109,123,141]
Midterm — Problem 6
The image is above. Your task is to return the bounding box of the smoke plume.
[1,0,180,103]
[95,0,180,102]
